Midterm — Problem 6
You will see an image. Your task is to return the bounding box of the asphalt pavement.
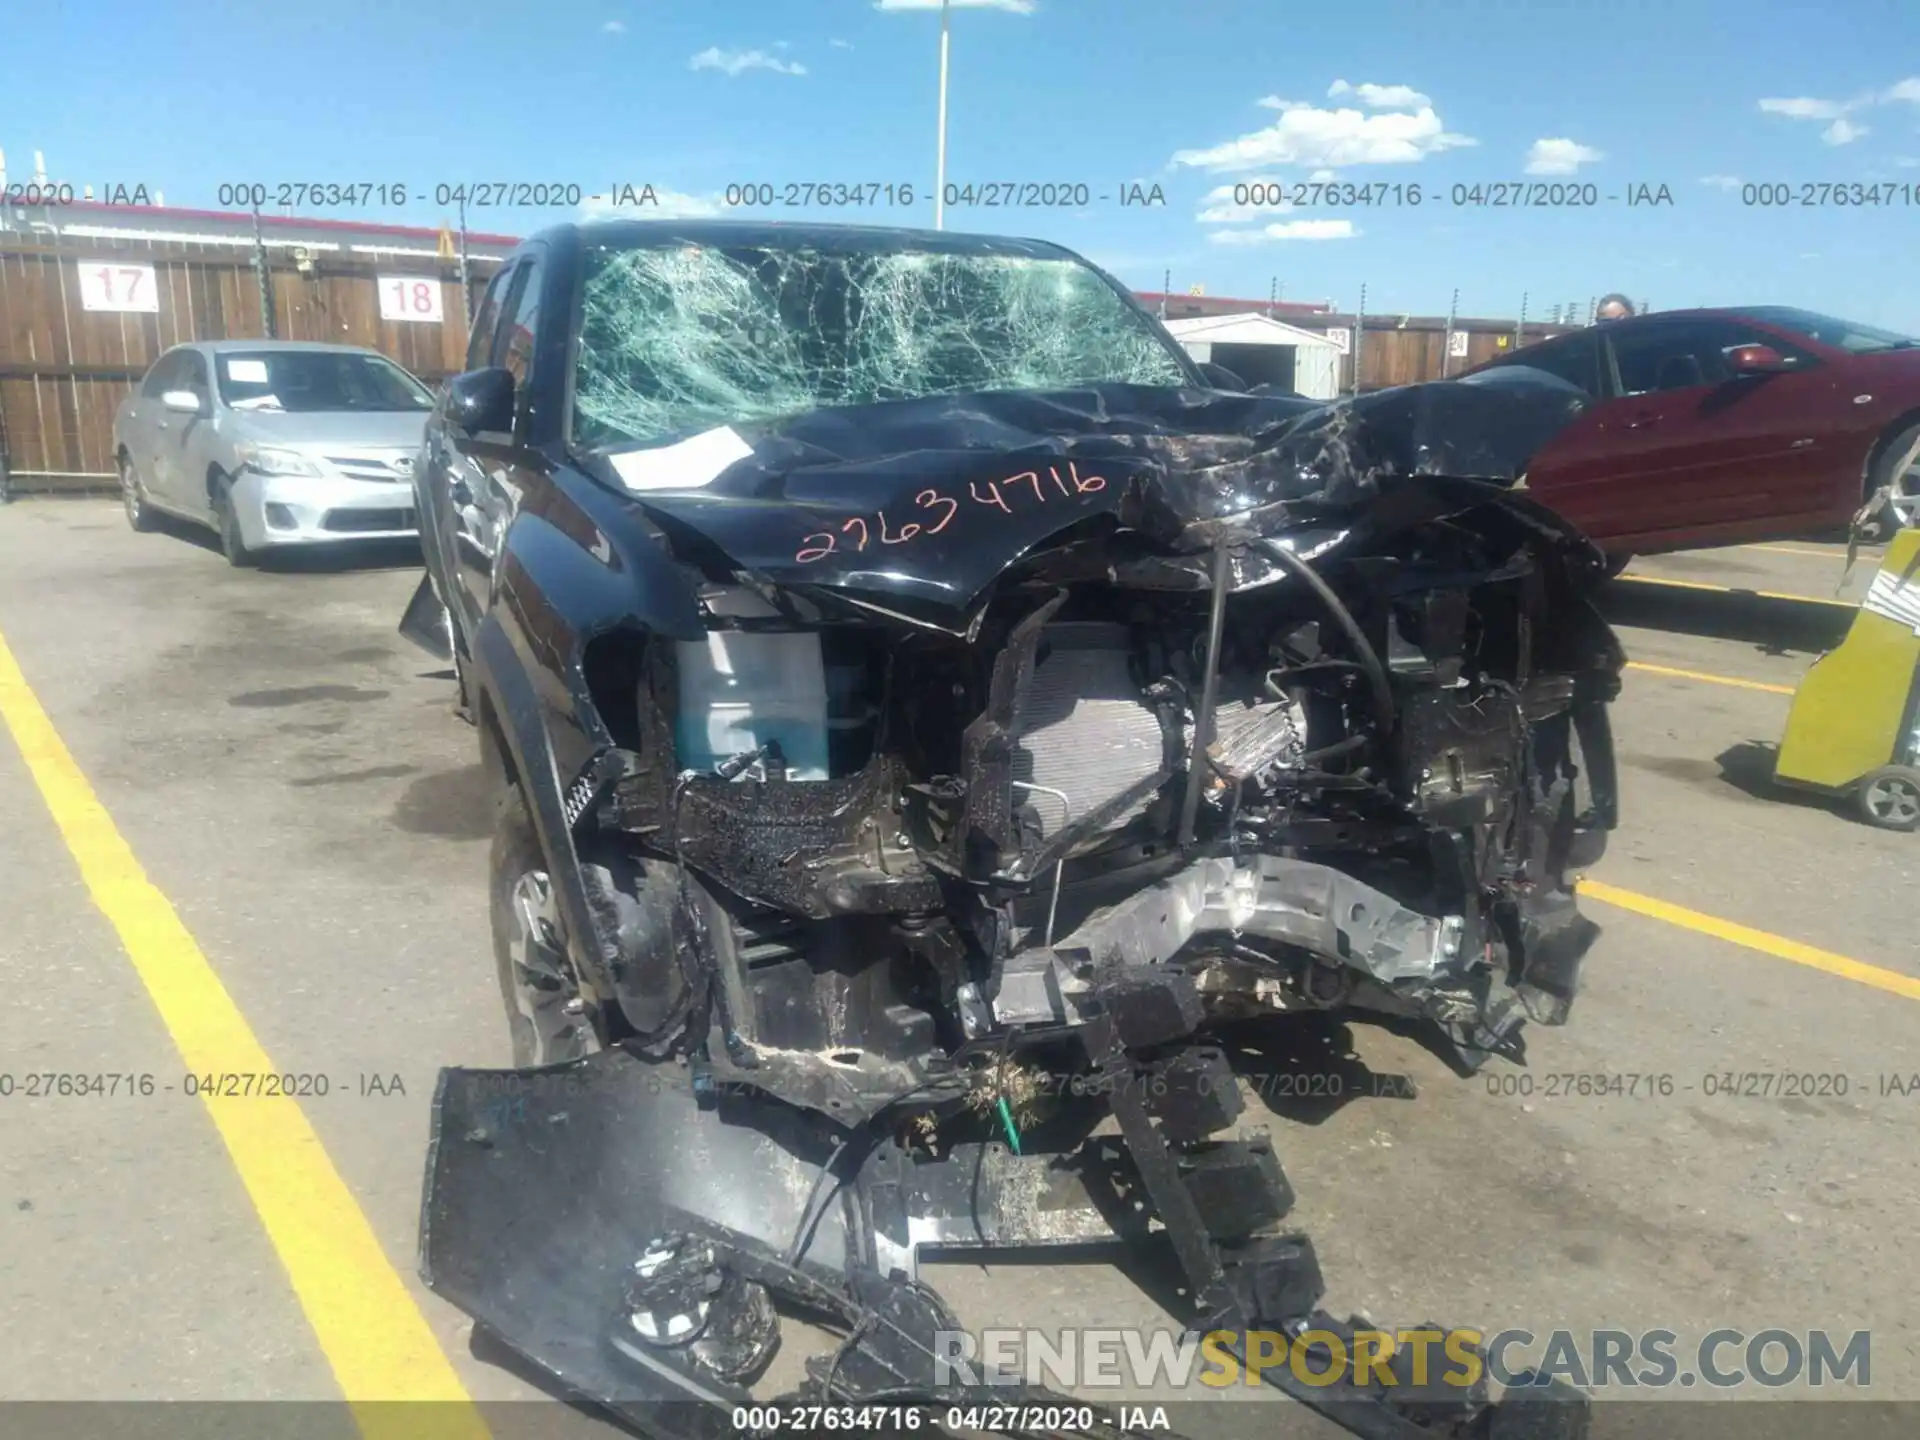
[0,500,1914,1439]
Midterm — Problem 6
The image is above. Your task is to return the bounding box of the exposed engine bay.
[588,514,1615,1099]
[412,376,1621,1440]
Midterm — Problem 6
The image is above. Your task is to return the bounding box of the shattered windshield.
[570,242,1194,450]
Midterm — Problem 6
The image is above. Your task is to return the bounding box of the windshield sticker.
[795,461,1107,564]
[609,424,756,492]
[225,359,271,383]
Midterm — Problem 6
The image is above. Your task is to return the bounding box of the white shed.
[1164,313,1345,401]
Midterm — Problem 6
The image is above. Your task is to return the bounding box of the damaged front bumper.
[991,849,1598,1060]
[422,1042,1590,1440]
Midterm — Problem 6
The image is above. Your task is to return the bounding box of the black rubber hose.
[1297,733,1370,765]
[1178,541,1234,846]
[1258,537,1396,735]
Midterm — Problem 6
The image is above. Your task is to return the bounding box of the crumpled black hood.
[590,378,1589,610]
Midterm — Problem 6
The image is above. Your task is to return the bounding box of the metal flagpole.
[934,0,951,230]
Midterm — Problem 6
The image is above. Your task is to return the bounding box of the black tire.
[1865,421,1920,538]
[212,474,256,568]
[120,454,156,533]
[489,784,604,1067]
[1852,765,1920,832]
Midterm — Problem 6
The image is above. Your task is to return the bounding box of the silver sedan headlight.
[235,443,321,477]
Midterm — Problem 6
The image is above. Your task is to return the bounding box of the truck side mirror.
[445,367,516,434]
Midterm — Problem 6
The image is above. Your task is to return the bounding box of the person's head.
[1595,293,1635,322]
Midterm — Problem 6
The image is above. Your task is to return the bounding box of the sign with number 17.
[78,262,159,313]
[378,276,444,323]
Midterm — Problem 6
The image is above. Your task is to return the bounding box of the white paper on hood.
[609,425,755,492]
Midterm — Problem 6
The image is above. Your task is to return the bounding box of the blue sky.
[8,0,1920,328]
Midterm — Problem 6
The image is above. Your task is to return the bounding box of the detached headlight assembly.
[235,443,321,477]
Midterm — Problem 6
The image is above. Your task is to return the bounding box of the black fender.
[467,483,706,1007]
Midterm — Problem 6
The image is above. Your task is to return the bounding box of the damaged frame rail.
[420,1022,1590,1440]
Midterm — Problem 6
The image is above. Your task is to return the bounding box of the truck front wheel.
[489,785,605,1066]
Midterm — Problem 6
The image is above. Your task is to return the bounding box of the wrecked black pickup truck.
[399,221,1622,1440]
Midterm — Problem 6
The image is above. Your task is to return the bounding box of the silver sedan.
[112,340,434,566]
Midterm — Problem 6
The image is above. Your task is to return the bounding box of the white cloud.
[1897,156,1920,168]
[1699,173,1742,190]
[1327,79,1432,109]
[690,47,807,77]
[830,37,854,47]
[1307,168,1338,182]
[602,19,625,32]
[1194,179,1293,224]
[1524,137,1603,174]
[875,0,1035,10]
[1758,77,1920,138]
[580,187,726,219]
[1759,96,1848,120]
[1172,89,1474,172]
[1208,219,1359,244]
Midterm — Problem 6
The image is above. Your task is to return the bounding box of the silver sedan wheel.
[120,456,155,532]
[504,869,603,1066]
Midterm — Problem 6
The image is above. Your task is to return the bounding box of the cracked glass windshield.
[570,241,1192,449]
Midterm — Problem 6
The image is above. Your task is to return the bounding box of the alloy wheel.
[1861,772,1920,829]
[120,458,152,531]
[504,869,602,1065]
[1892,447,1920,529]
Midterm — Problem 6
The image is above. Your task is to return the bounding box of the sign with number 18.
[378,276,444,323]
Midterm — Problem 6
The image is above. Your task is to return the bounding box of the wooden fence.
[1318,316,1580,393]
[0,233,504,491]
[0,228,1582,492]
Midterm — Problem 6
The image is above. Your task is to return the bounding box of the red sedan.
[1461,306,1920,560]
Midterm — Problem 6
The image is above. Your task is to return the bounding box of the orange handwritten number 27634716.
[794,462,1106,564]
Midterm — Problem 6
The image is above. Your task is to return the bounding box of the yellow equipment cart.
[1774,527,1920,830]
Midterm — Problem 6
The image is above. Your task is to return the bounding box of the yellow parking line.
[1745,544,1853,559]
[1625,660,1797,695]
[1616,572,1856,610]
[0,629,489,1440]
[1579,878,1920,1002]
